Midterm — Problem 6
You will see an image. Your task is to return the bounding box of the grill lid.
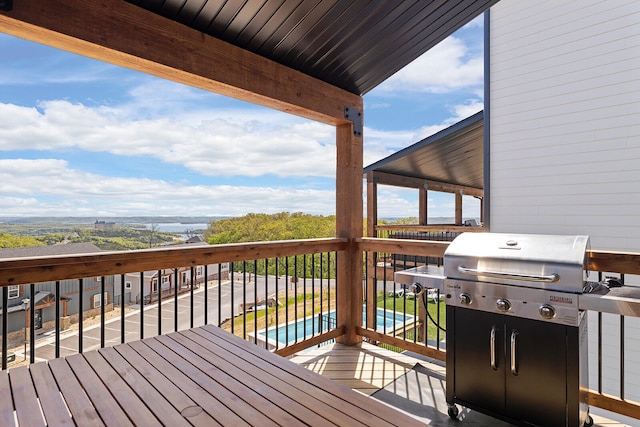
[444,233,590,293]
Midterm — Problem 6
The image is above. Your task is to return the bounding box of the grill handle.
[458,266,560,283]
[490,326,498,370]
[510,330,519,376]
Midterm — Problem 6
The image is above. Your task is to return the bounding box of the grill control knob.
[539,304,556,319]
[496,298,511,312]
[458,293,472,305]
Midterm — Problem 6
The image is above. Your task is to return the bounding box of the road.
[19,274,335,361]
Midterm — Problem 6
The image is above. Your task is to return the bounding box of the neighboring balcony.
[0,237,638,426]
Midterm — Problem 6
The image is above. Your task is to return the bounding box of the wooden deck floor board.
[65,353,134,427]
[28,361,75,427]
[0,370,16,427]
[47,358,105,427]
[9,366,45,427]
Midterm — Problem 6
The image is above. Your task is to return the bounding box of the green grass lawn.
[377,292,447,344]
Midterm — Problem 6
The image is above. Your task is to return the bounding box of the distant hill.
[0,216,230,225]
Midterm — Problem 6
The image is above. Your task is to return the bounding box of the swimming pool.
[254,307,415,348]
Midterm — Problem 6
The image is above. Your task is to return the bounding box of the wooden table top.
[0,324,424,426]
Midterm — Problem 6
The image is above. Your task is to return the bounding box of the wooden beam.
[0,0,361,125]
[356,327,446,362]
[588,392,640,421]
[336,123,363,346]
[275,327,345,358]
[369,171,483,197]
[357,238,449,259]
[588,250,640,276]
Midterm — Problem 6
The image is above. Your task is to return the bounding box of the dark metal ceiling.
[364,111,484,190]
[126,0,498,95]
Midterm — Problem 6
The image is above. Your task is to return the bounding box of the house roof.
[0,243,104,260]
[364,110,484,192]
[126,0,498,96]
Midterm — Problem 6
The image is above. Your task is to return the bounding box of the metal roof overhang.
[364,110,484,197]
[125,0,499,96]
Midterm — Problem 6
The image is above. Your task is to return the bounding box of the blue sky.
[0,16,484,219]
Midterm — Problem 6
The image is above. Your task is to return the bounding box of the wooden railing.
[0,238,348,368]
[359,237,640,421]
[2,236,640,421]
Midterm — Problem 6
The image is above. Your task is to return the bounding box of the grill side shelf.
[394,266,445,291]
[579,287,640,316]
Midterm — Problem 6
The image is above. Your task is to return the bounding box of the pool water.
[257,307,415,347]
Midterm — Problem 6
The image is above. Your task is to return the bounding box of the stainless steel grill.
[395,232,594,427]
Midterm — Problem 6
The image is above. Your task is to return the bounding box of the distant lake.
[144,223,209,233]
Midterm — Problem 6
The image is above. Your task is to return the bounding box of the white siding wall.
[489,0,640,251]
[489,0,640,407]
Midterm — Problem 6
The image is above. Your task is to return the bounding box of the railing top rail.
[375,224,484,233]
[0,238,348,286]
[357,237,449,258]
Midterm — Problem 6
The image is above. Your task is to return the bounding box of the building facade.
[0,243,114,343]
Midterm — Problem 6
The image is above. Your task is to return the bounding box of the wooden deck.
[290,343,631,427]
[0,325,424,426]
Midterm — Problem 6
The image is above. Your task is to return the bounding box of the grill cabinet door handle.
[458,266,560,283]
[510,330,519,375]
[490,326,498,370]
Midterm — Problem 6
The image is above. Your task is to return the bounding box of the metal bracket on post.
[344,106,363,137]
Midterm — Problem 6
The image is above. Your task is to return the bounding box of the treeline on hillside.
[70,229,178,250]
[0,233,44,249]
[205,212,336,244]
[0,229,178,251]
[205,212,337,279]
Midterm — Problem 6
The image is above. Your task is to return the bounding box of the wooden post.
[455,191,463,225]
[419,186,428,225]
[336,121,363,346]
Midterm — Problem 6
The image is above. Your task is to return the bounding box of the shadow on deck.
[289,343,629,427]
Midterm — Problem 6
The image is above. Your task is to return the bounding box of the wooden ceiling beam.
[367,171,483,197]
[0,0,361,125]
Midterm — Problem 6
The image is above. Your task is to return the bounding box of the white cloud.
[413,99,483,140]
[0,159,335,217]
[0,100,336,178]
[377,36,483,94]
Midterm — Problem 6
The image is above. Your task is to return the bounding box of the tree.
[0,234,44,248]
[205,212,337,279]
